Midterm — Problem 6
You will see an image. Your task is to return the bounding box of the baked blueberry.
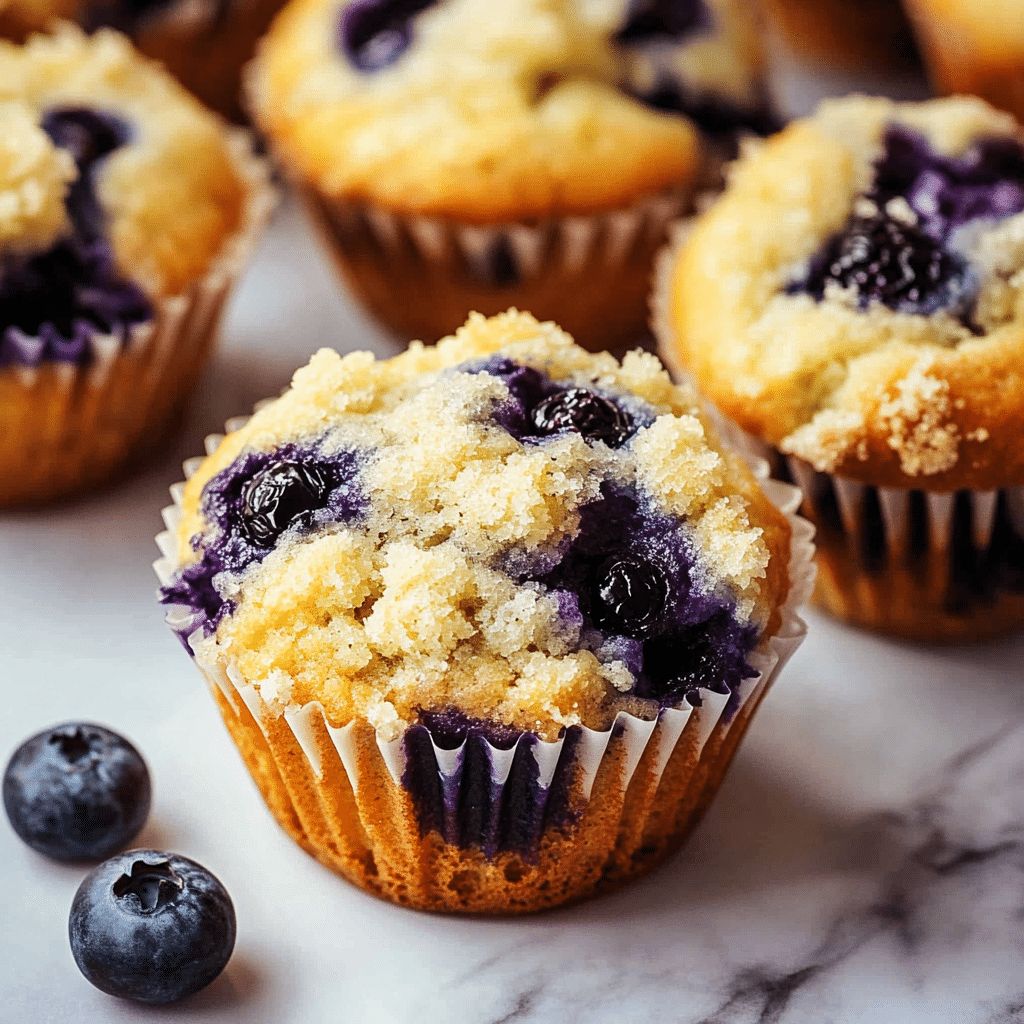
[340,0,437,71]
[241,459,332,547]
[799,208,971,316]
[69,850,236,1004]
[530,388,634,447]
[591,554,669,637]
[2,723,150,862]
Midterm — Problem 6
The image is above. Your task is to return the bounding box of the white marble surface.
[5,59,1024,1024]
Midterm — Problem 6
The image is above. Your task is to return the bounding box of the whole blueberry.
[69,850,236,1004]
[592,554,669,637]
[340,0,437,72]
[530,388,634,447]
[240,459,331,547]
[3,723,150,862]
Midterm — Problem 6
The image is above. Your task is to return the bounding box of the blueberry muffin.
[904,0,1024,127]
[0,26,272,507]
[0,0,287,120]
[659,95,1024,641]
[246,0,777,350]
[764,0,919,71]
[155,310,812,913]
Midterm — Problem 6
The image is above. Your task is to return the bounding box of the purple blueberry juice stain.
[400,709,580,859]
[613,0,781,140]
[339,0,438,72]
[535,484,756,710]
[790,124,1024,322]
[159,443,366,648]
[0,107,152,369]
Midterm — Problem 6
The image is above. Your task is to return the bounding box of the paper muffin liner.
[154,409,815,913]
[0,129,275,509]
[297,182,696,352]
[776,454,1024,642]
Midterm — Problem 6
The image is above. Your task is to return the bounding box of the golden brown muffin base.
[301,187,688,351]
[784,453,1024,642]
[765,0,918,69]
[208,676,771,914]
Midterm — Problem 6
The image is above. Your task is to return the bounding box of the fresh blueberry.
[592,554,669,638]
[614,0,707,44]
[799,209,971,316]
[241,459,331,547]
[69,850,236,1004]
[3,723,150,862]
[530,388,634,447]
[339,0,437,71]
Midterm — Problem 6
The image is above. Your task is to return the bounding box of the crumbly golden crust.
[663,95,1024,492]
[245,0,769,222]
[175,311,792,741]
[0,97,74,255]
[0,25,247,296]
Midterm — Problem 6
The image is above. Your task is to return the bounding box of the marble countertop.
[4,57,1023,1024]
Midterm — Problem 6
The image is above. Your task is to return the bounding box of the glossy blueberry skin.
[69,850,236,1004]
[3,723,150,862]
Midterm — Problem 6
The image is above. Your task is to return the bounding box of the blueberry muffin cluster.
[164,310,790,742]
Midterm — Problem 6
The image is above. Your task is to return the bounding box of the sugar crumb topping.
[0,99,73,258]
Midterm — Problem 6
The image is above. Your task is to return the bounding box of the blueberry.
[69,850,236,1004]
[339,0,437,71]
[241,459,331,547]
[530,388,634,447]
[40,107,129,168]
[3,723,150,862]
[798,209,972,317]
[614,0,707,44]
[592,554,669,637]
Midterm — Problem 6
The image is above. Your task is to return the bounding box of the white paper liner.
[305,186,691,293]
[1,128,275,507]
[154,396,814,877]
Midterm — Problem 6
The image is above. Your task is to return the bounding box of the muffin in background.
[764,0,919,71]
[155,310,812,913]
[0,25,273,508]
[246,0,778,351]
[903,0,1024,127]
[0,0,287,120]
[658,94,1024,641]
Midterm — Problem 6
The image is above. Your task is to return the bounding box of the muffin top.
[0,25,250,365]
[161,310,792,742]
[248,0,772,223]
[663,95,1024,490]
